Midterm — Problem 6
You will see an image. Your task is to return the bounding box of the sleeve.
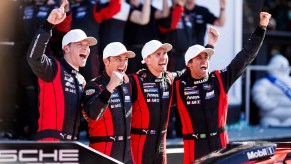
[82,81,112,120]
[93,0,122,23]
[204,7,218,25]
[26,20,58,82]
[158,5,184,33]
[219,26,266,91]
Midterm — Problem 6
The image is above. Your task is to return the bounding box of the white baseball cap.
[184,45,214,65]
[62,29,97,49]
[103,42,135,59]
[141,40,172,64]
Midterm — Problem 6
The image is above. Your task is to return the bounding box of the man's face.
[64,40,90,68]
[104,54,129,77]
[187,52,210,79]
[145,48,168,74]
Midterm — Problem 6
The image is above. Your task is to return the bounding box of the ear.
[144,57,150,64]
[63,45,69,53]
[103,58,109,66]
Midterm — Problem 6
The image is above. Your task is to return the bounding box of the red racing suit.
[129,69,177,164]
[26,21,85,141]
[82,72,132,163]
[174,26,266,163]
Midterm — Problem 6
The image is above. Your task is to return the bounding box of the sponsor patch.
[162,91,169,98]
[111,103,122,108]
[122,87,128,94]
[110,99,120,103]
[193,78,207,85]
[146,99,160,103]
[85,89,95,95]
[184,90,199,95]
[144,88,158,93]
[203,84,213,90]
[147,93,159,98]
[125,96,130,102]
[186,100,201,105]
[186,95,200,100]
[205,90,214,99]
[111,93,119,98]
[143,83,156,88]
[65,88,76,94]
[184,86,197,91]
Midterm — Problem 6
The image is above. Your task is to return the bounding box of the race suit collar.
[145,69,165,82]
[60,57,79,75]
[188,74,209,85]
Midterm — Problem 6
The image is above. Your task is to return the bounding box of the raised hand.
[259,12,271,29]
[106,71,124,93]
[207,26,220,47]
[47,0,67,25]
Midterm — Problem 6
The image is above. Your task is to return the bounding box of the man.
[82,42,135,163]
[17,0,71,139]
[125,0,170,74]
[26,0,97,141]
[129,40,176,164]
[185,0,226,45]
[174,12,271,163]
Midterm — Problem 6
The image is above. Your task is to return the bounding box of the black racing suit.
[82,72,132,164]
[129,69,179,164]
[26,21,85,141]
[174,26,266,163]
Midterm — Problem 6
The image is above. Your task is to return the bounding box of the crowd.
[15,0,226,140]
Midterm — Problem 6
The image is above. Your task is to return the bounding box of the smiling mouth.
[117,68,125,73]
[79,54,87,60]
[159,63,167,66]
[200,65,207,71]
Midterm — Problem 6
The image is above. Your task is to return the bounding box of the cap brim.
[203,48,215,57]
[84,36,97,46]
[160,43,172,52]
[123,51,135,58]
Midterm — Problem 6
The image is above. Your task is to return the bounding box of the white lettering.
[59,149,79,161]
[247,149,268,160]
[0,150,17,162]
[0,149,79,162]
[39,150,58,161]
[19,150,38,162]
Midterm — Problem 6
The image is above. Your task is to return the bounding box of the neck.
[186,2,195,10]
[148,67,163,78]
[64,55,79,71]
[190,72,207,80]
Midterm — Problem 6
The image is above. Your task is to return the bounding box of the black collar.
[60,58,79,76]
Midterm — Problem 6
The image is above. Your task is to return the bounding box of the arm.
[26,0,68,82]
[129,0,151,25]
[55,1,71,33]
[82,81,112,120]
[83,71,125,120]
[154,0,170,19]
[206,26,220,47]
[213,0,226,26]
[220,12,271,91]
[93,0,122,23]
[159,3,184,33]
